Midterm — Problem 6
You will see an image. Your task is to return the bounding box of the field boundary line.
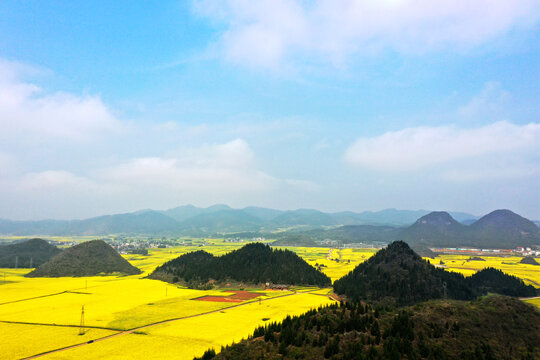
[0,320,120,331]
[21,287,335,359]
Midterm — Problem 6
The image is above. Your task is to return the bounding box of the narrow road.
[21,288,333,359]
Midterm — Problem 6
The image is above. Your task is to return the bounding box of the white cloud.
[344,121,540,174]
[103,139,282,192]
[195,0,540,69]
[0,139,317,219]
[0,60,121,142]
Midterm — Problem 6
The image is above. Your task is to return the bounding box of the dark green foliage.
[194,348,216,360]
[150,243,331,287]
[468,267,537,297]
[197,296,540,360]
[333,241,476,306]
[0,238,61,268]
[26,240,141,277]
[520,257,539,266]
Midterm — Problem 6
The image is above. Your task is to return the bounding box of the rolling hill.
[0,238,61,268]
[401,209,540,248]
[149,242,331,287]
[468,209,540,247]
[26,240,141,277]
[399,211,467,246]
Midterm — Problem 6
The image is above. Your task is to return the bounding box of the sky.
[0,0,539,220]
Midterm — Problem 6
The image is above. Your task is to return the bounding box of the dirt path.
[21,288,332,359]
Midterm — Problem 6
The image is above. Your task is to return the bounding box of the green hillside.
[149,243,331,287]
[26,240,141,277]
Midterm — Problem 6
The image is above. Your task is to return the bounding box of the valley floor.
[0,241,539,359]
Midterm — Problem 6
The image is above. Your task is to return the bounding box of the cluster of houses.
[516,247,540,257]
[431,246,539,257]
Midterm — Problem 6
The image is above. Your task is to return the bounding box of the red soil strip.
[195,296,243,303]
[194,291,265,303]
[224,291,265,300]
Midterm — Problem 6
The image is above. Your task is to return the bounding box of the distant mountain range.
[0,206,538,249]
[0,205,479,236]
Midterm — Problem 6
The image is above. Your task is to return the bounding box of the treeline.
[195,296,540,360]
[150,243,331,287]
[333,241,536,306]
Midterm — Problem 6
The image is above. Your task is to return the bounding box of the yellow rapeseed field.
[42,292,335,360]
[426,255,540,287]
[0,322,119,360]
[2,240,539,360]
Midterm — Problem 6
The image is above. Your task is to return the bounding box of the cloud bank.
[344,121,540,179]
[195,0,540,68]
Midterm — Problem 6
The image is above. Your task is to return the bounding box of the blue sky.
[0,0,539,220]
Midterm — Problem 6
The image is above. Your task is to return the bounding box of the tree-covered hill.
[333,241,475,306]
[149,243,331,287]
[196,296,540,360]
[0,238,61,268]
[26,240,141,277]
[333,241,536,306]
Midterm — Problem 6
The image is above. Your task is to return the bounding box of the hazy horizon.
[0,1,539,220]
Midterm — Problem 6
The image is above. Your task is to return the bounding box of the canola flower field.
[429,254,540,287]
[1,238,539,359]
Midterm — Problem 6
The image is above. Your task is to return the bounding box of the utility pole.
[14,256,18,269]
[29,257,33,268]
[79,306,85,335]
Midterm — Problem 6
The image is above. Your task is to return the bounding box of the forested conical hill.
[150,243,331,287]
[196,296,540,360]
[333,241,536,305]
[0,238,61,268]
[26,240,141,277]
[333,241,475,305]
